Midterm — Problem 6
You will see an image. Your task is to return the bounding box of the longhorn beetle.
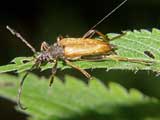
[6,0,152,109]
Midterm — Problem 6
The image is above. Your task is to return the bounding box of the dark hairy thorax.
[49,43,64,58]
[37,43,64,62]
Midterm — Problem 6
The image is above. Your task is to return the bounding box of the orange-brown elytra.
[6,0,129,109]
[59,38,112,58]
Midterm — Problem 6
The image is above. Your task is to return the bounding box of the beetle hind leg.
[104,55,154,65]
[64,59,91,79]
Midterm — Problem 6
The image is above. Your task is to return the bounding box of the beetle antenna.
[18,63,37,109]
[18,71,29,109]
[88,0,127,31]
[6,25,36,53]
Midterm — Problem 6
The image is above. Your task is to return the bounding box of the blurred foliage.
[0,74,160,120]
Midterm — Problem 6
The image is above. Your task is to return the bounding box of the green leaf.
[1,29,160,74]
[0,57,34,73]
[0,74,159,120]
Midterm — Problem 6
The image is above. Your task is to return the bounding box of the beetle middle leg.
[64,59,91,79]
[49,60,58,87]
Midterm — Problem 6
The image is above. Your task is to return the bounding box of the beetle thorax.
[37,43,64,62]
[49,43,64,58]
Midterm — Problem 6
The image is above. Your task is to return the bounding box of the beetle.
[7,0,152,109]
[6,27,119,86]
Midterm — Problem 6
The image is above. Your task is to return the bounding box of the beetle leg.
[40,41,49,51]
[83,29,127,42]
[81,55,154,65]
[49,60,58,87]
[64,59,91,79]
[104,55,154,65]
[83,29,109,41]
[110,32,127,41]
[80,55,108,61]
[82,30,95,38]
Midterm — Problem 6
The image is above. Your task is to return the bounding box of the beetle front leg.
[40,41,49,51]
[64,59,91,79]
[49,60,58,87]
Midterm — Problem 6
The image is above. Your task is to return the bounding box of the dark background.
[0,0,160,120]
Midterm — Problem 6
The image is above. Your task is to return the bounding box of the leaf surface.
[0,74,159,120]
